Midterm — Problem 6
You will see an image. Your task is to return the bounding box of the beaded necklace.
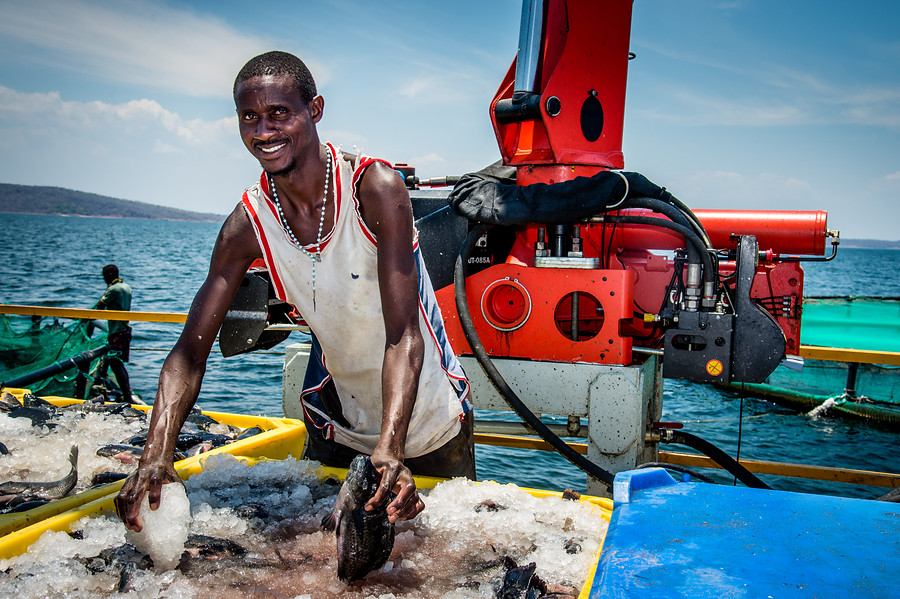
[268,150,332,309]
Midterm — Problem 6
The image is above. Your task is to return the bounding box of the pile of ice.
[126,483,191,570]
[413,478,608,591]
[0,409,146,491]
[0,454,609,599]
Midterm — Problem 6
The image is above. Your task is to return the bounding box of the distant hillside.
[0,183,225,222]
[841,239,900,250]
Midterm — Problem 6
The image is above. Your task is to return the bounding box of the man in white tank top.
[116,51,473,532]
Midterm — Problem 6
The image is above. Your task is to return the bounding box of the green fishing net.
[0,314,108,396]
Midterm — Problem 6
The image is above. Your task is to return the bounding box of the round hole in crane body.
[480,278,532,331]
[554,292,604,341]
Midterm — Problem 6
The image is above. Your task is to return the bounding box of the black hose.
[600,214,716,285]
[1,345,109,389]
[660,194,712,248]
[454,224,615,487]
[624,196,711,254]
[667,430,772,489]
[622,196,712,288]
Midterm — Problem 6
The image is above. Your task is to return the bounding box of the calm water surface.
[1,213,897,499]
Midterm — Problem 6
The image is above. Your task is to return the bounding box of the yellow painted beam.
[474,432,588,454]
[799,344,900,366]
[0,304,187,323]
[473,434,900,489]
[660,451,900,489]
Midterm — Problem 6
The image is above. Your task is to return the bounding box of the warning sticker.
[706,359,724,377]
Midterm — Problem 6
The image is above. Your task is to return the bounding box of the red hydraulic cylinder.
[692,209,829,255]
[586,208,829,256]
[507,209,829,266]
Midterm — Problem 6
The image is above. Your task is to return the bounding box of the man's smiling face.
[235,73,322,177]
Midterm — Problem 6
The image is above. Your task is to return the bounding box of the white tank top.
[241,143,470,458]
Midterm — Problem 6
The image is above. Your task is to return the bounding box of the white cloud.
[408,153,447,166]
[0,0,327,98]
[317,128,370,154]
[676,170,817,210]
[839,92,900,128]
[0,86,232,148]
[634,87,807,127]
[885,172,900,181]
[397,76,446,100]
[153,140,183,155]
[0,85,255,214]
[635,28,900,130]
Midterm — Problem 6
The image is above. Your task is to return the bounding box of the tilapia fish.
[0,445,78,500]
[495,556,578,599]
[321,454,395,582]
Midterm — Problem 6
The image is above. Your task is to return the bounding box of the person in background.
[115,51,474,533]
[92,264,134,403]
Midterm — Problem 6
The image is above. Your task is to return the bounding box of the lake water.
[1,213,897,499]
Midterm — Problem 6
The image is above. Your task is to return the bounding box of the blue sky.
[1,0,898,241]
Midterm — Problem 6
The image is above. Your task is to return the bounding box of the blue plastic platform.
[590,469,900,598]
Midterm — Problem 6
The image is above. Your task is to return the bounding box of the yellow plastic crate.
[0,455,612,583]
[0,392,613,598]
[0,395,306,539]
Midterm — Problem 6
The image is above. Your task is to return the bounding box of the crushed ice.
[126,482,191,570]
[0,454,609,598]
[0,409,146,491]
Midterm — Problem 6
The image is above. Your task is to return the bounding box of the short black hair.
[233,51,317,104]
[102,264,119,284]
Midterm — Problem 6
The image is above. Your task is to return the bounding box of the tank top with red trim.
[240,143,470,458]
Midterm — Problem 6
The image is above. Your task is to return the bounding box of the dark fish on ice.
[22,393,59,410]
[475,499,508,512]
[7,405,57,427]
[77,542,153,593]
[321,454,395,582]
[175,432,231,452]
[185,410,220,429]
[0,445,78,500]
[496,558,538,599]
[97,444,144,463]
[0,392,20,411]
[494,557,577,599]
[186,441,214,456]
[90,471,129,487]
[183,533,248,560]
[2,498,50,513]
[62,401,140,417]
[235,502,270,519]
[0,441,8,455]
[124,433,148,447]
[97,444,186,463]
[233,426,265,441]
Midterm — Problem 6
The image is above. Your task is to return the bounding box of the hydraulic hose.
[665,430,772,489]
[622,197,711,275]
[1,345,109,390]
[454,224,615,487]
[596,214,717,285]
[659,194,712,248]
[624,196,711,254]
